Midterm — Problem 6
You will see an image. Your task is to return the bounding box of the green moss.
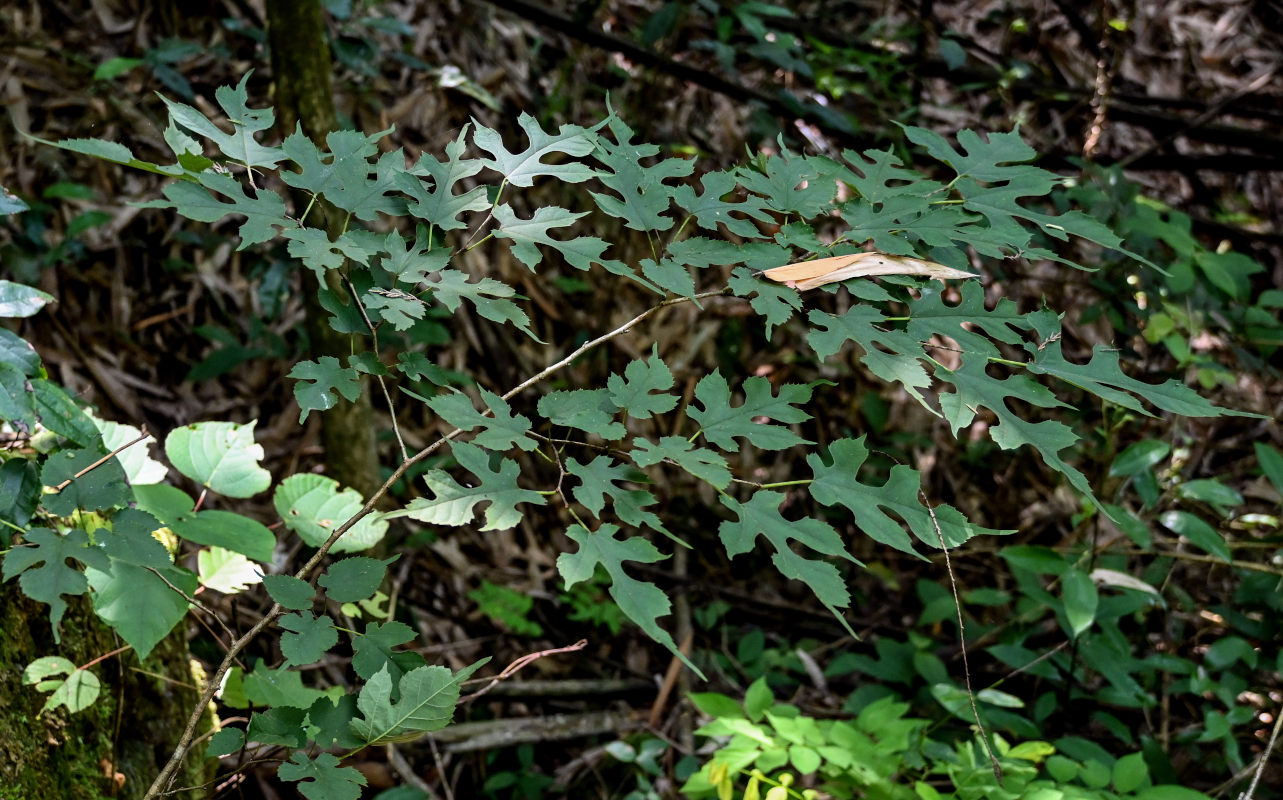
[0,584,211,799]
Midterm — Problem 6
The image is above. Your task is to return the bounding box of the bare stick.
[1238,698,1283,800]
[51,427,151,492]
[459,639,588,703]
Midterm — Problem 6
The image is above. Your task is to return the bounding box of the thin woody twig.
[459,639,588,703]
[51,427,151,493]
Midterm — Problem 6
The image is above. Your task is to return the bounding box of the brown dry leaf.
[761,251,978,290]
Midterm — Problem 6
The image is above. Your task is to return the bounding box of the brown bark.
[265,0,382,499]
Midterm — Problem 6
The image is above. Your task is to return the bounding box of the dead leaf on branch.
[761,251,978,291]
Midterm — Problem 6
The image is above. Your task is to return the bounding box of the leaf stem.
[756,479,812,489]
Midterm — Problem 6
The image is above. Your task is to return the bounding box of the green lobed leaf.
[134,483,276,562]
[736,151,836,217]
[148,171,290,249]
[249,707,307,747]
[40,447,131,516]
[85,560,197,659]
[380,229,452,283]
[906,281,1034,362]
[606,353,679,419]
[280,127,405,221]
[279,612,340,668]
[807,306,934,412]
[836,146,944,204]
[719,491,858,626]
[670,168,773,238]
[364,287,426,331]
[272,473,388,553]
[278,751,367,800]
[589,113,691,232]
[95,507,171,569]
[351,620,419,681]
[538,388,626,438]
[398,126,489,230]
[33,135,194,180]
[639,257,697,298]
[380,441,544,532]
[206,728,245,758]
[242,663,330,709]
[2,527,110,641]
[160,72,284,168]
[632,436,731,489]
[165,420,271,498]
[935,357,1092,498]
[666,236,790,272]
[902,125,1047,186]
[1028,341,1254,419]
[728,268,802,339]
[350,660,487,744]
[493,204,625,274]
[283,227,378,281]
[262,573,316,610]
[426,269,536,338]
[558,523,698,674]
[688,373,812,451]
[807,437,1007,556]
[308,694,363,749]
[472,113,597,187]
[288,357,362,423]
[422,388,535,451]
[563,455,667,539]
[319,556,396,603]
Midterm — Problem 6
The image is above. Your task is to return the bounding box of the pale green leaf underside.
[165,420,271,498]
[273,473,388,553]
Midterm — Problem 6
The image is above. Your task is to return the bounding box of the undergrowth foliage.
[0,72,1250,799]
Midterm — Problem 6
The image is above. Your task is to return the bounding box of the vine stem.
[144,286,727,798]
[921,489,1003,786]
[499,288,728,403]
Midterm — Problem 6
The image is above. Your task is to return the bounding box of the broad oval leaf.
[1061,568,1098,638]
[273,473,388,553]
[1159,510,1231,562]
[165,421,271,498]
[197,546,264,594]
[1109,439,1170,477]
